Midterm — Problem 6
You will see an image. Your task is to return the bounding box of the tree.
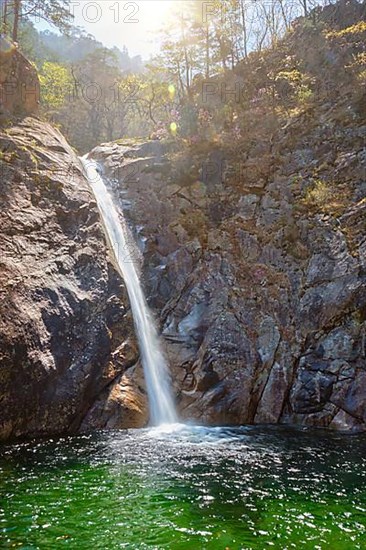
[1,0,73,42]
[39,61,73,110]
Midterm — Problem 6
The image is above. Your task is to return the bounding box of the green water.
[1,425,365,549]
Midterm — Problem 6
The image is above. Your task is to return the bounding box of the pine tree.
[1,0,72,42]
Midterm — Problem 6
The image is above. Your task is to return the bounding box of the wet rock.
[329,408,365,432]
[290,366,336,414]
[339,371,366,423]
[80,364,148,431]
[255,362,289,424]
[2,0,366,438]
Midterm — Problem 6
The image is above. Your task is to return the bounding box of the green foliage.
[275,69,314,105]
[27,0,73,34]
[4,0,363,155]
[303,179,331,207]
[296,84,314,103]
[1,0,73,41]
[39,62,73,110]
[276,69,303,83]
[346,52,366,83]
[326,20,366,38]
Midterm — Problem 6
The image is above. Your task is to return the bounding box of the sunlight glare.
[139,0,175,31]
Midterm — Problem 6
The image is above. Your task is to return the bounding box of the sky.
[52,1,186,58]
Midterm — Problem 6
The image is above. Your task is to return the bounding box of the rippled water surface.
[1,424,366,549]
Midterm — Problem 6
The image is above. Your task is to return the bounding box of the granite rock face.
[0,118,146,441]
[88,122,365,432]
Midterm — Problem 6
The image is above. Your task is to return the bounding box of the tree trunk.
[12,0,21,42]
[279,0,289,30]
[205,22,210,79]
[240,0,248,58]
[2,0,8,33]
[302,0,308,17]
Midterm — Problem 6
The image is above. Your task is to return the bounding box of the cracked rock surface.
[0,119,146,441]
[89,126,365,432]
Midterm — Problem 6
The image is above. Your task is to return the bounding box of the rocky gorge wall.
[0,118,148,441]
[0,112,364,439]
[88,118,365,432]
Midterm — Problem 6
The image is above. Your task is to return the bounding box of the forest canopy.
[1,0,362,151]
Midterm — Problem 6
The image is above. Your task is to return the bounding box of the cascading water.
[81,157,178,426]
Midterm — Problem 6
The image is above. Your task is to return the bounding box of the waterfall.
[81,157,178,426]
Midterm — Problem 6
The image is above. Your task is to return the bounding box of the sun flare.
[137,0,175,31]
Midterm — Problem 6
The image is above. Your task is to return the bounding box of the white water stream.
[81,158,178,426]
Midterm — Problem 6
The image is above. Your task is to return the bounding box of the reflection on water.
[1,425,366,549]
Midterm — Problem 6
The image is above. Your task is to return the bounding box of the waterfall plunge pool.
[1,425,366,549]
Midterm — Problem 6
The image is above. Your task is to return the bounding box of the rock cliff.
[87,129,365,432]
[0,118,146,441]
